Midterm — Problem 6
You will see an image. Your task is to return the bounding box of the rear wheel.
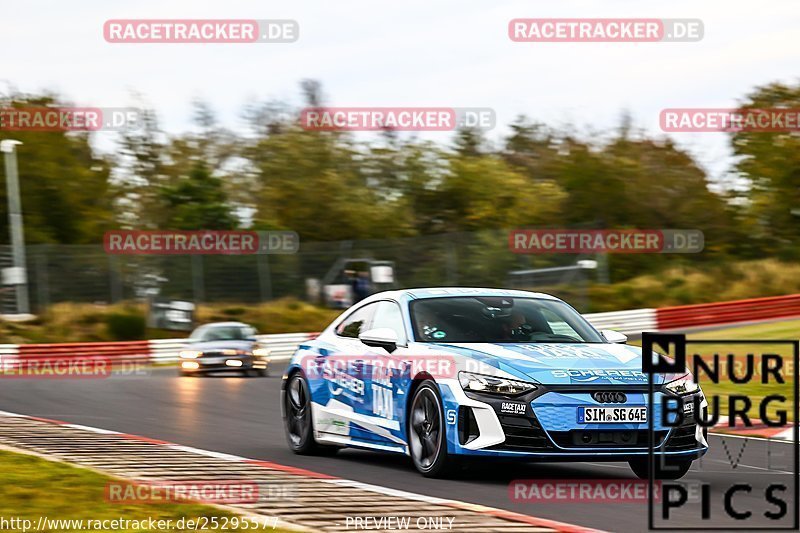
[283,372,337,455]
[409,381,456,477]
[629,457,693,480]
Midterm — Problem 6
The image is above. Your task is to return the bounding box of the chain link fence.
[0,230,607,314]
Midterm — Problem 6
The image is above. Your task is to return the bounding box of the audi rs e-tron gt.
[282,288,708,478]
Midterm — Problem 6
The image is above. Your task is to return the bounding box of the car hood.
[433,342,663,386]
[190,340,254,352]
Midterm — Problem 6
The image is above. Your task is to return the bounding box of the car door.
[314,302,377,441]
[358,300,411,447]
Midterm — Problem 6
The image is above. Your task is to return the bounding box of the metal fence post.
[258,253,272,301]
[109,254,123,303]
[35,246,50,312]
[191,255,204,303]
[1,140,30,314]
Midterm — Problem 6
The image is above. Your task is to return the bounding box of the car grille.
[665,424,698,451]
[664,405,702,451]
[549,429,669,448]
[487,413,554,452]
[483,390,703,453]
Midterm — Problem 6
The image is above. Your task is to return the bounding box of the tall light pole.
[1,140,30,314]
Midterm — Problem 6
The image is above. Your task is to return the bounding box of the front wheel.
[283,372,337,455]
[629,457,693,480]
[408,380,457,477]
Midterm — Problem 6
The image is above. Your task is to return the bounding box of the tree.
[160,163,237,230]
[732,82,800,255]
[0,95,114,244]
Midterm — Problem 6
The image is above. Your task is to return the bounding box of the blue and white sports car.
[282,288,708,478]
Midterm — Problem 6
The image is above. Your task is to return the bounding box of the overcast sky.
[3,0,798,180]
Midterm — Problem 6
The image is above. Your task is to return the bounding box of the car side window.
[335,303,377,338]
[371,301,407,345]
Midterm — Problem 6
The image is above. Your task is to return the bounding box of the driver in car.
[500,310,530,340]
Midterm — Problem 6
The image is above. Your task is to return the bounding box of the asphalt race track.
[1,365,796,532]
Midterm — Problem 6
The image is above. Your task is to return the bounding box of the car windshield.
[410,297,604,344]
[191,325,255,342]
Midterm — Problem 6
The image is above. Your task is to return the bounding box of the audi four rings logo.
[592,391,627,403]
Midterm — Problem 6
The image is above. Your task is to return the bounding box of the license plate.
[577,406,647,424]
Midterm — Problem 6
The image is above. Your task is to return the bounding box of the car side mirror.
[359,328,399,353]
[601,329,628,344]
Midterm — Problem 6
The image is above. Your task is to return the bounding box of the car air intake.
[458,406,480,445]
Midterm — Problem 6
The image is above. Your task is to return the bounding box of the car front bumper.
[439,380,709,460]
[180,355,269,373]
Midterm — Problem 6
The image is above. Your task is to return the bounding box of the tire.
[629,457,693,480]
[283,372,338,455]
[408,380,457,477]
[260,368,270,377]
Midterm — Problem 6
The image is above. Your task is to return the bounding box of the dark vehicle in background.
[179,322,270,376]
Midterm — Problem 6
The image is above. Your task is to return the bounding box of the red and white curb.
[0,410,604,533]
[711,416,794,441]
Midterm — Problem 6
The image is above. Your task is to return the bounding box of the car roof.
[197,321,252,328]
[363,287,561,302]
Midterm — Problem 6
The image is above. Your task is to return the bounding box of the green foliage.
[5,79,800,290]
[105,311,146,340]
[161,163,237,229]
[0,96,114,244]
[732,82,800,256]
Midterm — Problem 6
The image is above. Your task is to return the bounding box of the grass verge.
[0,448,285,532]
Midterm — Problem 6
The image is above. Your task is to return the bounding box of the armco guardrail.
[1,294,798,365]
[254,332,320,361]
[149,333,319,364]
[584,308,656,337]
[149,338,190,364]
[655,294,800,330]
[15,341,150,363]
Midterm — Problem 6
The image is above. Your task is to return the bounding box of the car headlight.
[179,350,202,359]
[458,371,537,396]
[664,373,700,395]
[253,348,271,357]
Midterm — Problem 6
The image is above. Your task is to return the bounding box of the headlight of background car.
[179,350,202,359]
[664,373,700,395]
[459,371,537,396]
[252,348,271,357]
